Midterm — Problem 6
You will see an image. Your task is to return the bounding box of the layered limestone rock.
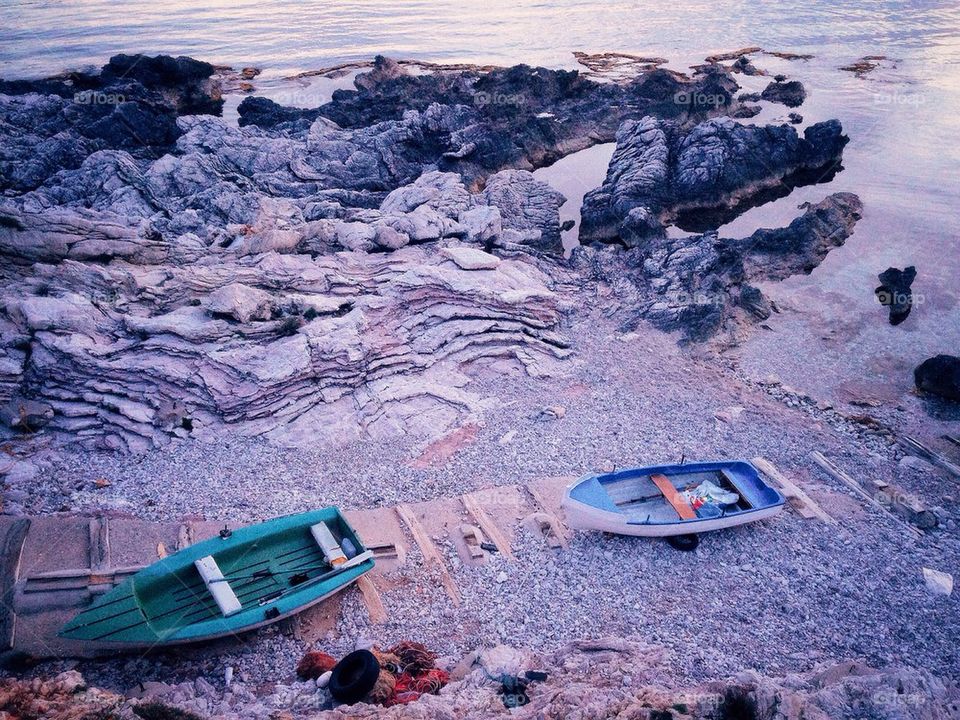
[0,243,568,452]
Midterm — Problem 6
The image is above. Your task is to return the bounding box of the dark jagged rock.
[875,266,917,325]
[731,104,762,118]
[240,58,741,188]
[915,355,960,401]
[761,79,807,107]
[740,192,863,280]
[731,56,764,76]
[236,95,322,132]
[0,54,223,191]
[99,54,221,115]
[579,116,848,246]
[573,193,863,341]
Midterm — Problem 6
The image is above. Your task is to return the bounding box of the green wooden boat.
[60,507,374,646]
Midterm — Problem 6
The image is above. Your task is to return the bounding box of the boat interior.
[133,517,357,635]
[602,468,754,524]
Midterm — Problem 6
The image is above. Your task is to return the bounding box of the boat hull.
[59,507,373,646]
[561,460,785,537]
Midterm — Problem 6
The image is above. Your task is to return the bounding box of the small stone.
[441,246,501,271]
[496,571,508,584]
[899,455,934,474]
[714,405,745,424]
[922,567,953,596]
[538,405,566,421]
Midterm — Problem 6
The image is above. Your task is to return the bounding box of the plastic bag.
[681,480,739,510]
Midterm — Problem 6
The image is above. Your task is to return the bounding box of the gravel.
[12,312,960,694]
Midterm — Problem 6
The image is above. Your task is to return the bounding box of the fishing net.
[371,648,403,675]
[365,669,397,705]
[295,651,337,680]
[388,641,438,675]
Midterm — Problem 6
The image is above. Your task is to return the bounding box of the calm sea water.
[2,0,960,404]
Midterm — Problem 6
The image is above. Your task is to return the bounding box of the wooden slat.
[650,473,696,520]
[810,452,923,538]
[462,493,515,560]
[395,505,460,605]
[0,518,30,649]
[356,575,387,624]
[899,436,960,483]
[177,523,194,550]
[752,457,835,524]
[89,517,110,576]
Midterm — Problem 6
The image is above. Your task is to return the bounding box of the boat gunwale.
[563,459,786,529]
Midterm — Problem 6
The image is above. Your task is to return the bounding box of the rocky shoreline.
[1,50,958,720]
[0,51,858,451]
[5,642,959,719]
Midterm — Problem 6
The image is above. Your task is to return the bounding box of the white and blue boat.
[561,460,785,540]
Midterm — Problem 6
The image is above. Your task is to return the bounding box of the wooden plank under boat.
[59,507,373,646]
[561,460,785,537]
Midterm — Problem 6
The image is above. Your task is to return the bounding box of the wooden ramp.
[2,481,571,660]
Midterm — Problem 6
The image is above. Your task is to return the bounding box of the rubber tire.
[329,650,380,704]
[666,533,700,551]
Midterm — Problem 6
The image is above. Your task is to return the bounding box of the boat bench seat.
[310,522,347,566]
[194,555,242,617]
[650,473,697,521]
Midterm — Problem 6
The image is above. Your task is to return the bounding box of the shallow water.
[3,0,960,404]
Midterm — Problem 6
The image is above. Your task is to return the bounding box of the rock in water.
[875,265,916,325]
[573,193,863,341]
[760,79,807,107]
[914,355,960,401]
[579,115,848,245]
[0,53,861,448]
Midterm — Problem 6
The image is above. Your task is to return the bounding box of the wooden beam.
[752,457,835,524]
[462,493,514,560]
[899,436,960,483]
[525,481,570,542]
[356,575,387,624]
[810,452,923,538]
[943,434,960,450]
[177,523,194,550]
[88,517,110,577]
[0,518,30,649]
[395,505,460,605]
